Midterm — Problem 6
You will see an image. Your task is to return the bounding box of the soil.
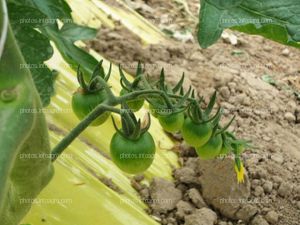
[87,0,300,224]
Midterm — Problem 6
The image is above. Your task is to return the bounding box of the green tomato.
[148,98,164,117]
[72,89,110,126]
[181,117,212,147]
[110,132,156,174]
[158,111,185,133]
[120,89,144,112]
[196,134,223,160]
[149,103,158,117]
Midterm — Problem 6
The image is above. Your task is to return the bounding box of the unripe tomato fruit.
[72,89,110,126]
[149,103,158,117]
[196,134,223,159]
[157,111,185,133]
[110,132,156,174]
[181,117,212,147]
[120,89,144,112]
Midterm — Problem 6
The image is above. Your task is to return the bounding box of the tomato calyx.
[77,60,112,94]
[119,62,146,111]
[187,91,220,125]
[220,131,252,157]
[119,61,145,92]
[112,103,151,141]
[148,80,192,117]
[156,68,186,95]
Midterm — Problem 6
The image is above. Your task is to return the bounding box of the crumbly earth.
[87,0,300,224]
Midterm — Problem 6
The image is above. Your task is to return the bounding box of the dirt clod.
[198,158,250,220]
[176,200,195,219]
[251,215,269,225]
[184,208,217,225]
[265,210,279,224]
[186,188,206,209]
[149,178,182,213]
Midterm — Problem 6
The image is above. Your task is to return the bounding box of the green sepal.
[172,72,185,93]
[76,60,111,94]
[112,103,151,141]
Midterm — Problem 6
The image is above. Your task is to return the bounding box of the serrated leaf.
[198,0,300,48]
[44,25,99,76]
[59,23,97,42]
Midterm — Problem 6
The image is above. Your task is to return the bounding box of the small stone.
[257,169,268,179]
[235,93,247,105]
[296,201,300,210]
[293,186,300,195]
[269,103,279,113]
[251,215,269,225]
[174,167,199,184]
[278,182,293,197]
[272,176,283,184]
[176,200,195,219]
[219,86,231,99]
[265,211,279,224]
[133,174,145,182]
[251,179,261,188]
[149,178,182,213]
[284,112,296,122]
[228,82,237,90]
[263,46,272,52]
[140,188,150,199]
[271,154,284,164]
[222,32,238,45]
[236,205,258,221]
[187,188,207,208]
[281,48,290,56]
[261,208,270,214]
[218,222,227,225]
[190,52,206,62]
[296,111,300,123]
[287,101,297,112]
[184,208,217,225]
[263,181,273,194]
[254,186,264,197]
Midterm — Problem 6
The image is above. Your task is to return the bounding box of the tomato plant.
[4,0,298,222]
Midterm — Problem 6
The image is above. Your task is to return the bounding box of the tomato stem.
[51,104,119,161]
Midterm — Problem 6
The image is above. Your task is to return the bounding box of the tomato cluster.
[71,61,249,178]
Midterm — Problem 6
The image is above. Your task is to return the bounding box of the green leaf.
[7,3,47,28]
[8,3,55,106]
[41,24,99,78]
[30,0,72,20]
[0,24,54,225]
[60,23,98,42]
[8,0,98,105]
[198,0,300,48]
